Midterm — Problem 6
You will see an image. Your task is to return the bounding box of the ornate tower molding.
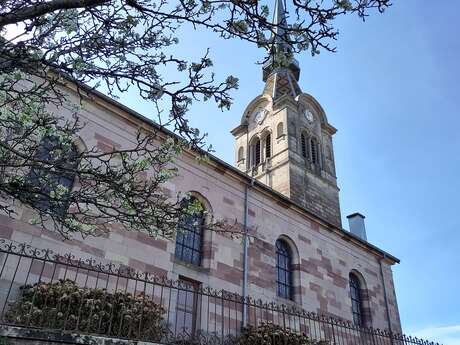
[231,0,341,226]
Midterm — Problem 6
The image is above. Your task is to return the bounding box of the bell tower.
[231,0,341,226]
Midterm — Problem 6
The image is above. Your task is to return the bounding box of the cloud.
[411,325,460,345]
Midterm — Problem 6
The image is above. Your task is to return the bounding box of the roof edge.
[64,78,400,265]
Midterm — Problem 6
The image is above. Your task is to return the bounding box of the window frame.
[249,137,261,167]
[28,136,78,213]
[175,198,205,266]
[300,132,307,158]
[276,122,284,138]
[276,239,293,300]
[175,277,201,337]
[265,133,272,159]
[349,273,365,327]
[309,137,320,166]
[254,138,261,165]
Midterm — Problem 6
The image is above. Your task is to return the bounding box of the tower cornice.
[322,123,337,135]
[230,123,247,136]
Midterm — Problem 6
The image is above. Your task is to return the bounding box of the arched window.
[300,133,307,158]
[276,239,293,300]
[255,139,261,165]
[251,138,261,167]
[277,122,284,137]
[175,197,204,266]
[349,273,365,326]
[238,146,244,161]
[265,133,271,159]
[28,136,78,213]
[310,138,320,165]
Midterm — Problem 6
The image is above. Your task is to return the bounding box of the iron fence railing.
[0,239,439,345]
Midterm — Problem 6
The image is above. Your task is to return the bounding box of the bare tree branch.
[0,0,391,238]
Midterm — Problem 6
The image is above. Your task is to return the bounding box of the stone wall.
[285,97,341,228]
[0,325,155,345]
[0,84,401,333]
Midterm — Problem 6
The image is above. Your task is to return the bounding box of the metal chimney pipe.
[346,212,367,241]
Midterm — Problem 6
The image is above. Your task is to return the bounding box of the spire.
[262,0,301,100]
[271,0,291,56]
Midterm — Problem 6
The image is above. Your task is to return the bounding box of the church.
[0,0,403,341]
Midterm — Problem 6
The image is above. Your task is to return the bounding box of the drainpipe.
[242,178,254,327]
[379,254,394,339]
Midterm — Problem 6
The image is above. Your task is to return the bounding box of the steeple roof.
[262,0,301,101]
[271,0,290,54]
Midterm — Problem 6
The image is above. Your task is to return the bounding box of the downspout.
[378,254,394,340]
[242,178,254,327]
[242,124,250,326]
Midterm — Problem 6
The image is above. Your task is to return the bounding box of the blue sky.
[8,0,457,343]
[124,1,460,343]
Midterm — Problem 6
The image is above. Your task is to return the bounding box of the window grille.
[176,278,200,335]
[310,138,319,165]
[28,136,78,213]
[265,134,271,158]
[301,133,307,158]
[175,198,204,266]
[276,239,293,300]
[349,273,364,326]
[254,139,261,166]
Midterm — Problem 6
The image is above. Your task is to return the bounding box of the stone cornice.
[230,123,247,137]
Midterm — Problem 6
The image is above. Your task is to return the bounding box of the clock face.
[304,109,314,123]
[255,108,267,124]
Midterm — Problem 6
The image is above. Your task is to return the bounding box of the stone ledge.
[0,325,159,345]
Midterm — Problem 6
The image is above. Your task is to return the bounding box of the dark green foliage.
[237,323,329,345]
[5,279,167,341]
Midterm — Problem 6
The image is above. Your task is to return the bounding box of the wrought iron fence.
[0,239,439,345]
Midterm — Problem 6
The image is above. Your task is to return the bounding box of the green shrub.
[236,323,329,345]
[5,279,167,341]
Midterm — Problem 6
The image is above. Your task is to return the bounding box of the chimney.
[346,213,367,241]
